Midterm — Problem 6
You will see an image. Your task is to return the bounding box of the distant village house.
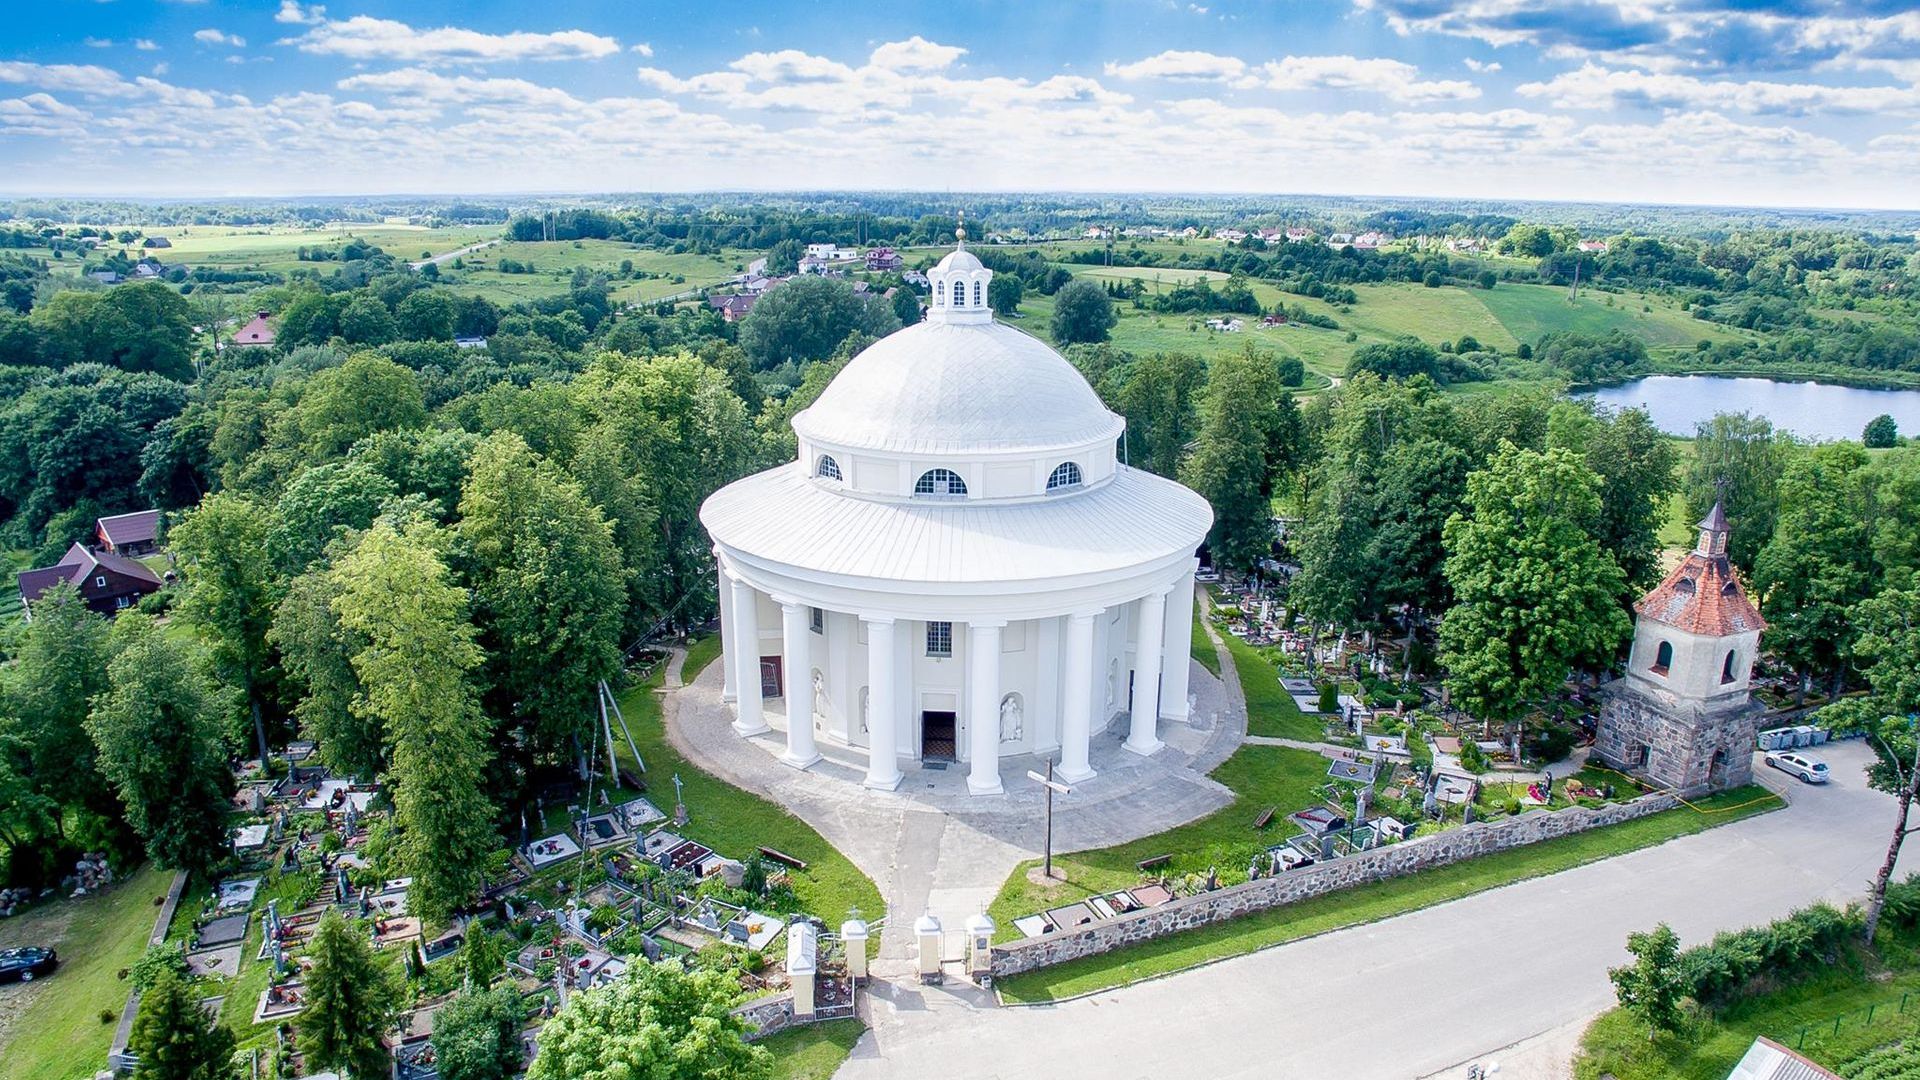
[16,543,162,619]
[95,509,162,557]
[232,310,275,347]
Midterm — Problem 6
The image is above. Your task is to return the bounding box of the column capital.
[858,613,898,628]
[775,597,808,615]
[968,619,1008,631]
[1066,608,1103,625]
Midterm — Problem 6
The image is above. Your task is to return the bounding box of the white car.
[1765,751,1830,784]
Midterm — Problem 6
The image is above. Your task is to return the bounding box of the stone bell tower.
[1593,500,1768,795]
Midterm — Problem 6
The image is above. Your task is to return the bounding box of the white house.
[1216,228,1247,243]
[701,233,1213,796]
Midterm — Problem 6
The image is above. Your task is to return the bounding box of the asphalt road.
[838,740,1901,1080]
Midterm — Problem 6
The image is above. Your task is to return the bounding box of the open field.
[438,240,752,306]
[119,222,502,275]
[0,864,172,1080]
[994,784,1781,1004]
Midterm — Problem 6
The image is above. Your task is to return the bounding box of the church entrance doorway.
[921,711,957,761]
[1708,747,1731,788]
[759,657,783,699]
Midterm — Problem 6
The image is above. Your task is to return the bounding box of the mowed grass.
[0,863,173,1080]
[761,1018,867,1080]
[986,744,1329,938]
[996,785,1782,1004]
[1192,610,1220,676]
[613,675,881,924]
[1575,940,1920,1080]
[1219,631,1323,741]
[124,223,501,273]
[681,632,725,684]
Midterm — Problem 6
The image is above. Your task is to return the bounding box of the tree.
[458,923,505,990]
[299,910,400,1080]
[987,273,1024,316]
[271,569,377,780]
[890,285,921,327]
[433,985,525,1080]
[395,291,456,342]
[268,460,397,573]
[1865,413,1899,448]
[31,283,195,380]
[1753,443,1876,698]
[1346,337,1440,381]
[291,352,427,461]
[338,295,397,346]
[1686,412,1793,570]
[331,521,496,921]
[736,276,899,370]
[1548,402,1678,589]
[86,615,236,874]
[765,239,803,276]
[1108,350,1206,479]
[169,493,280,766]
[1608,923,1686,1040]
[127,968,237,1080]
[1049,279,1116,345]
[525,961,769,1080]
[1182,347,1298,573]
[3,582,111,819]
[1818,589,1920,941]
[1438,443,1630,728]
[456,433,626,766]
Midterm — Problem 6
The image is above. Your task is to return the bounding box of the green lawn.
[986,744,1329,938]
[1191,610,1220,676]
[761,1018,866,1080]
[996,785,1781,1003]
[1575,937,1920,1080]
[440,241,751,306]
[1218,631,1324,741]
[128,222,501,275]
[613,676,882,925]
[0,864,173,1080]
[682,633,724,685]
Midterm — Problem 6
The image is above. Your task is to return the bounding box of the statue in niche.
[1105,658,1119,707]
[858,687,869,734]
[812,669,828,728]
[999,693,1023,744]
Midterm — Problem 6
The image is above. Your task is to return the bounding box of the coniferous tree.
[299,910,399,1080]
[128,968,237,1080]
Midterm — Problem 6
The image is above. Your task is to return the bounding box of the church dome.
[792,319,1124,457]
[934,247,984,274]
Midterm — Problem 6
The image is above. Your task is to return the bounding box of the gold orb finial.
[955,209,967,248]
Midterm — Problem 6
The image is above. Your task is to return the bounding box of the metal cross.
[1025,760,1073,881]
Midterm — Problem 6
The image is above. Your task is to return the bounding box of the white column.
[967,621,1005,796]
[863,617,902,791]
[716,557,736,702]
[780,601,820,770]
[1127,591,1167,756]
[1160,564,1197,723]
[729,575,767,737]
[1059,610,1099,783]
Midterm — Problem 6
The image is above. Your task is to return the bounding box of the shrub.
[136,589,176,616]
[1317,684,1339,713]
[1675,903,1860,1009]
[129,941,190,991]
[1458,740,1492,774]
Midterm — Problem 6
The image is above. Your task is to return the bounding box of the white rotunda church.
[699,235,1213,796]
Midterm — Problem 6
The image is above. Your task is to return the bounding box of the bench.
[758,847,808,871]
[1253,806,1277,830]
[1136,854,1172,872]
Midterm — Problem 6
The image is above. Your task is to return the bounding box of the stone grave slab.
[232,824,269,851]
[1327,759,1377,784]
[186,944,243,978]
[216,877,261,910]
[523,834,580,868]
[613,797,665,829]
[1012,914,1051,937]
[196,912,250,948]
[1044,900,1099,930]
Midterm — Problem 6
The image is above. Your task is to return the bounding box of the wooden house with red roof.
[16,543,163,619]
[1593,501,1768,794]
[96,509,162,556]
[232,310,276,348]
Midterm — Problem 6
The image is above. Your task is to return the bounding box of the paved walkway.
[839,740,1905,1080]
[664,653,1246,975]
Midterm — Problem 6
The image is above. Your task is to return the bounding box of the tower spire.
[1696,489,1731,557]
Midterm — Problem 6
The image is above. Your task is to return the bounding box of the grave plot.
[1326,758,1378,784]
[232,823,270,852]
[185,943,243,979]
[522,834,581,868]
[394,1036,439,1080]
[194,912,250,949]
[684,898,784,950]
[216,877,261,911]
[252,979,309,1024]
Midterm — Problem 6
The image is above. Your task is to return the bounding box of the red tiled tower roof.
[1634,500,1766,637]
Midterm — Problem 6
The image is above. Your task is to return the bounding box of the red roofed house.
[707,294,758,322]
[17,543,163,619]
[1593,500,1767,795]
[232,310,275,348]
[96,509,162,557]
[864,247,903,272]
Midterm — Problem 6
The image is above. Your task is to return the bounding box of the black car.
[0,946,57,982]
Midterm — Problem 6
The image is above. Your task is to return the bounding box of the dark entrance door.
[922,711,957,761]
[759,657,783,699]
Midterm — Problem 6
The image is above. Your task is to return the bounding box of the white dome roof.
[935,247,983,274]
[792,320,1123,456]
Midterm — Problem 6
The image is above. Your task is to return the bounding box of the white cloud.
[1463,58,1500,72]
[194,29,246,48]
[630,42,653,57]
[0,62,133,96]
[134,39,159,51]
[868,36,966,72]
[281,15,620,64]
[1517,63,1920,116]
[84,37,113,49]
[0,93,89,136]
[275,1,326,26]
[1258,55,1480,101]
[1104,50,1248,82]
[151,62,169,76]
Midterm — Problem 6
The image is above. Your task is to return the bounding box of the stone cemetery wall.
[734,992,797,1041]
[991,792,1680,979]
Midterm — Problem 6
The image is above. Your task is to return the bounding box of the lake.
[1578,375,1920,441]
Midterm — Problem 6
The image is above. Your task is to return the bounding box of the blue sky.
[3,1,1919,207]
